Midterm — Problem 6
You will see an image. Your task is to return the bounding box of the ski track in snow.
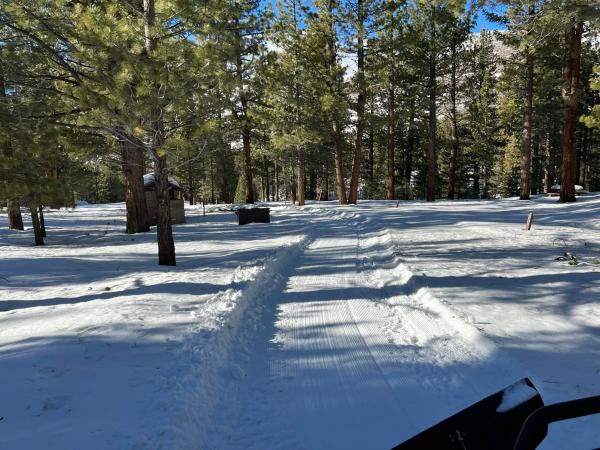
[204,208,525,450]
[2,197,599,450]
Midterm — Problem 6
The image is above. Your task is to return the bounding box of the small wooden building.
[548,184,589,196]
[143,174,186,225]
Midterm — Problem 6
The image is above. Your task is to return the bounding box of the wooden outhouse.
[143,174,186,225]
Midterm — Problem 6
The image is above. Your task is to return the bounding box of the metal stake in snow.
[525,212,534,231]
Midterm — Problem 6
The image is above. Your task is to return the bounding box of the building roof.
[143,174,182,191]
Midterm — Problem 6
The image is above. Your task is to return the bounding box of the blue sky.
[264,1,507,32]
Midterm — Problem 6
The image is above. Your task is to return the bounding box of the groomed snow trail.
[207,209,525,450]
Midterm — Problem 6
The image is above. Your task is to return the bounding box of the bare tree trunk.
[290,161,297,204]
[241,115,254,204]
[119,133,149,234]
[427,5,437,202]
[38,206,46,237]
[447,42,460,200]
[154,154,176,266]
[473,163,480,198]
[275,159,279,201]
[583,129,592,189]
[543,117,552,194]
[348,0,366,204]
[368,117,374,184]
[326,0,346,206]
[405,101,415,184]
[559,21,583,203]
[3,57,25,231]
[29,204,44,246]
[386,86,396,200]
[265,159,270,202]
[144,0,175,265]
[520,24,534,200]
[187,156,195,205]
[234,16,254,205]
[7,201,24,230]
[298,154,306,206]
[575,123,586,185]
[334,122,347,205]
[320,158,330,201]
[210,154,215,204]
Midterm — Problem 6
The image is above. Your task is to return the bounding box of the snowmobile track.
[202,208,525,450]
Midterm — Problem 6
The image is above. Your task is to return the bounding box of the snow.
[143,173,182,190]
[1,195,600,449]
[496,379,539,413]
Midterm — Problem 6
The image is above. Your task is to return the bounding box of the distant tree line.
[1,0,598,264]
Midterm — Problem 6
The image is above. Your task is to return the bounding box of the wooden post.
[526,212,534,231]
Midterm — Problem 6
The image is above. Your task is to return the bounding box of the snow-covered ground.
[1,196,599,449]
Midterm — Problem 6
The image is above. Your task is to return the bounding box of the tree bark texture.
[38,206,46,237]
[326,0,347,205]
[348,0,366,204]
[145,0,176,266]
[242,116,254,203]
[427,5,437,202]
[520,36,534,200]
[334,122,347,205]
[154,155,176,266]
[559,21,583,203]
[386,86,396,200]
[447,42,460,200]
[1,57,24,231]
[7,200,24,230]
[119,133,149,234]
[404,101,415,184]
[29,204,44,246]
[298,154,306,206]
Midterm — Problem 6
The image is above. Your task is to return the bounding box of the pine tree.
[409,0,468,202]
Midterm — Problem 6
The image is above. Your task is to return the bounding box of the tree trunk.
[2,59,25,231]
[447,42,460,200]
[119,133,149,234]
[235,18,254,205]
[298,153,306,206]
[386,86,396,200]
[144,0,176,265]
[543,117,552,194]
[29,204,44,246]
[275,159,279,201]
[290,161,297,204]
[210,154,215,204]
[320,159,330,201]
[473,163,480,198]
[334,122,347,205]
[520,32,534,200]
[187,156,195,205]
[575,123,586,184]
[559,21,583,203]
[265,159,270,202]
[326,0,346,206]
[242,116,254,204]
[368,118,374,185]
[405,101,415,184]
[309,167,317,200]
[154,155,176,266]
[583,129,592,189]
[348,0,366,205]
[38,206,46,237]
[7,200,24,230]
[427,6,437,203]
